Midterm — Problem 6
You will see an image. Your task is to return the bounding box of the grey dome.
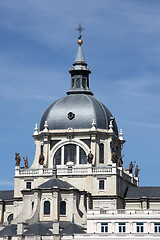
[40,94,118,135]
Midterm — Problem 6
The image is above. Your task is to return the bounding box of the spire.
[67,24,93,96]
[75,45,85,64]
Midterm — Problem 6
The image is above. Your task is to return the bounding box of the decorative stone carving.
[91,119,96,131]
[67,127,74,139]
[119,129,124,140]
[43,121,49,132]
[33,123,39,135]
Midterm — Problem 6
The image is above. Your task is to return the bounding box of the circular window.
[68,112,75,120]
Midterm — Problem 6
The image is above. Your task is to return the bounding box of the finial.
[91,119,96,131]
[108,117,114,133]
[76,23,85,46]
[119,129,124,140]
[43,121,49,132]
[33,123,39,135]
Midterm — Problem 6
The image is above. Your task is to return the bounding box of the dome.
[40,33,118,136]
[40,94,118,135]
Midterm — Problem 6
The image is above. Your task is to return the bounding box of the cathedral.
[0,27,160,240]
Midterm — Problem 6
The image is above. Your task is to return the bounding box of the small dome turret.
[67,25,93,96]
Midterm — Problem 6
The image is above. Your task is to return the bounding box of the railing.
[19,168,39,175]
[16,167,55,176]
[98,209,160,215]
[57,166,113,175]
[15,166,113,177]
[92,167,112,173]
[57,167,89,174]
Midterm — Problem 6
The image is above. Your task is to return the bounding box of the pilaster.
[90,133,97,165]
[52,191,59,221]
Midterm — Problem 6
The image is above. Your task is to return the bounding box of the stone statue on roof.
[23,157,29,168]
[87,151,93,164]
[129,161,134,174]
[135,165,140,177]
[119,154,123,167]
[111,148,117,163]
[39,153,45,165]
[15,153,21,166]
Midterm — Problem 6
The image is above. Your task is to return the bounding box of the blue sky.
[0,0,160,189]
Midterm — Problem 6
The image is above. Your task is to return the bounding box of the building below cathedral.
[1,28,160,240]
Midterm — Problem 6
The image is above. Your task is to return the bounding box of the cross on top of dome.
[76,23,85,46]
[76,23,85,38]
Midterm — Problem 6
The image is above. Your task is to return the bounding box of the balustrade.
[15,166,136,182]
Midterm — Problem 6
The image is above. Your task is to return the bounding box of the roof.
[0,224,17,237]
[125,186,160,199]
[60,223,85,235]
[40,94,118,135]
[0,190,14,200]
[75,45,85,64]
[40,220,71,229]
[38,178,75,189]
[23,222,53,236]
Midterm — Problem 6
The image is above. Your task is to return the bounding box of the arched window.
[72,78,74,88]
[76,79,80,88]
[54,148,61,165]
[44,201,50,215]
[79,147,87,164]
[82,78,86,89]
[53,144,87,165]
[7,214,13,223]
[99,143,104,164]
[64,144,76,164]
[60,201,66,215]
